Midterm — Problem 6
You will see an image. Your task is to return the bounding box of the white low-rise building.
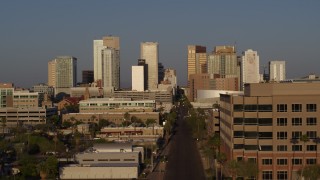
[60,143,144,179]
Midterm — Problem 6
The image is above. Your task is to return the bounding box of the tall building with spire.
[140,42,159,90]
[93,36,120,89]
[187,45,207,85]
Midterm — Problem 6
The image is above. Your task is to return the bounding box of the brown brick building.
[220,83,320,180]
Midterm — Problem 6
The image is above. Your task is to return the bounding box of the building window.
[292,104,302,112]
[277,171,288,180]
[277,132,287,140]
[244,118,258,125]
[124,159,135,161]
[307,131,317,139]
[307,158,317,165]
[234,104,244,112]
[277,145,287,151]
[258,105,272,112]
[307,104,317,112]
[262,171,273,180]
[292,131,302,139]
[237,157,243,161]
[258,118,273,126]
[292,158,302,165]
[262,159,272,165]
[234,118,243,125]
[277,118,287,126]
[245,132,258,139]
[307,117,317,125]
[244,105,257,112]
[234,131,244,138]
[234,144,244,149]
[277,159,288,165]
[277,104,287,112]
[109,159,120,161]
[292,118,302,126]
[248,158,257,163]
[260,145,273,151]
[292,145,302,151]
[259,132,273,139]
[307,145,317,151]
[83,159,94,161]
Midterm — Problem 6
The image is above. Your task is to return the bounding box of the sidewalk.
[147,135,172,180]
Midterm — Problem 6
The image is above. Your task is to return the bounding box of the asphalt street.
[163,107,206,180]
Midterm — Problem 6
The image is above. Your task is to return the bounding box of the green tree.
[313,137,320,162]
[208,134,221,153]
[62,121,73,128]
[124,112,130,121]
[74,130,82,152]
[90,115,97,122]
[236,160,259,178]
[38,156,59,179]
[1,117,6,137]
[216,152,227,179]
[145,119,157,126]
[20,154,38,178]
[226,160,240,179]
[98,119,110,130]
[146,119,157,135]
[69,116,76,122]
[28,143,40,155]
[203,146,214,168]
[301,164,320,180]
[48,115,60,127]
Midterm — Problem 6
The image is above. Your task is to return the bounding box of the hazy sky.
[1,1,320,88]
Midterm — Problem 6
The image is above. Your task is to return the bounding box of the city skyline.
[1,1,320,88]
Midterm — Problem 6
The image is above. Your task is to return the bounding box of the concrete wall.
[60,166,138,179]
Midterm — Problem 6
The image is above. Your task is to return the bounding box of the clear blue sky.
[1,1,320,88]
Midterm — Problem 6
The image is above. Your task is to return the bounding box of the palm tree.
[216,152,227,179]
[300,134,310,179]
[313,137,320,163]
[146,119,157,135]
[290,137,299,180]
[226,160,239,179]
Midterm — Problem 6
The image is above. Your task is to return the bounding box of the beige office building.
[269,60,286,82]
[220,83,320,180]
[241,49,260,90]
[141,42,159,90]
[187,45,207,83]
[207,46,239,78]
[48,56,77,95]
[94,36,120,89]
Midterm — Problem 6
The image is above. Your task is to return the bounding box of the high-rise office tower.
[207,46,238,77]
[48,56,77,95]
[137,59,148,90]
[140,42,159,90]
[269,61,286,82]
[158,62,164,83]
[241,49,260,89]
[93,36,120,89]
[187,45,207,82]
[82,70,94,84]
[132,65,145,91]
